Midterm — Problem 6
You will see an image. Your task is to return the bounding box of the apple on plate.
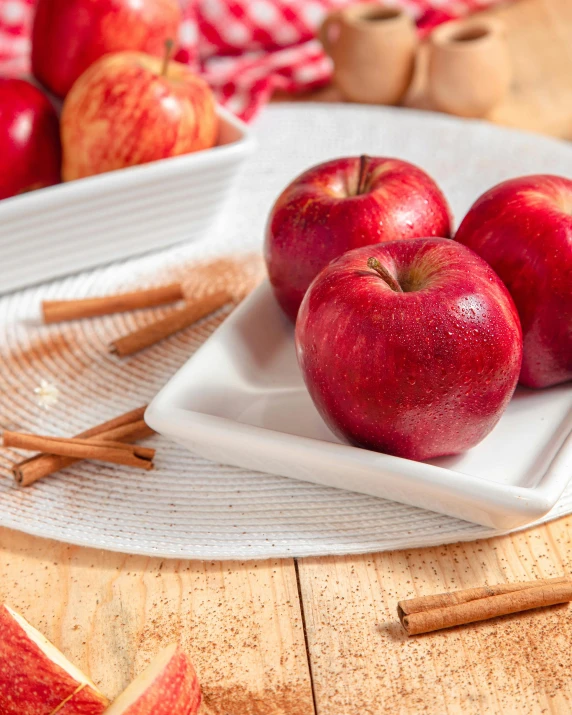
[295,238,523,461]
[104,644,201,715]
[455,174,572,388]
[61,48,218,181]
[0,78,61,200]
[0,603,108,714]
[31,0,181,98]
[264,155,452,321]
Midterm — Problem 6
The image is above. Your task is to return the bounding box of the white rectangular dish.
[0,106,254,294]
[146,280,572,530]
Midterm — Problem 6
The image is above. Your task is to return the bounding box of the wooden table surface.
[2,1,572,713]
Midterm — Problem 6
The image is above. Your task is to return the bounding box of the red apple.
[0,603,108,714]
[295,238,523,461]
[0,79,61,200]
[455,175,572,388]
[264,155,452,321]
[104,644,201,715]
[31,0,181,99]
[61,50,218,181]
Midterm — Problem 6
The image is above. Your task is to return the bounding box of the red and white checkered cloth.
[0,0,505,121]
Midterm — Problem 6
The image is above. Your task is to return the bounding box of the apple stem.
[161,39,175,77]
[357,154,371,195]
[367,257,403,293]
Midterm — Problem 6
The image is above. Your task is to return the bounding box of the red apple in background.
[264,155,452,321]
[0,79,61,200]
[31,0,181,98]
[0,603,108,714]
[104,644,201,715]
[455,175,572,388]
[296,239,523,461]
[61,49,218,181]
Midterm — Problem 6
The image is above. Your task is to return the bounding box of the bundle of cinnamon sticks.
[41,281,232,356]
[2,277,237,485]
[5,406,155,486]
[398,575,572,635]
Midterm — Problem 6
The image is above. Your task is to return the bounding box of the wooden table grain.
[0,528,315,715]
[1,1,572,713]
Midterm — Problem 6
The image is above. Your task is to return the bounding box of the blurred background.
[1,0,570,137]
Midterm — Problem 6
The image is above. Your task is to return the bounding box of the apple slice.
[105,644,201,715]
[0,603,108,715]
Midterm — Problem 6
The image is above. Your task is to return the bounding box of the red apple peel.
[104,644,201,715]
[265,156,452,321]
[296,238,523,461]
[31,0,182,98]
[455,174,572,388]
[0,603,108,715]
[0,79,61,200]
[61,51,218,180]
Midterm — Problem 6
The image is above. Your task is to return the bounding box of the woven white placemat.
[1,103,571,559]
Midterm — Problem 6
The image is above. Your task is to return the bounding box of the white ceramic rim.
[0,105,254,219]
[146,281,572,529]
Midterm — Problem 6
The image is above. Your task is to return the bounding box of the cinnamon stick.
[13,420,154,485]
[88,420,152,444]
[42,283,184,323]
[12,410,154,486]
[109,289,231,357]
[398,576,571,617]
[4,432,155,470]
[398,576,572,635]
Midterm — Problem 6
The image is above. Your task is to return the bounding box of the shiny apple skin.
[265,156,452,322]
[296,238,523,461]
[0,604,108,715]
[104,645,201,715]
[31,0,181,99]
[455,175,572,388]
[0,79,61,200]
[61,52,218,180]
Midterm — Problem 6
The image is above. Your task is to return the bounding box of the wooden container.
[428,18,511,118]
[319,3,417,105]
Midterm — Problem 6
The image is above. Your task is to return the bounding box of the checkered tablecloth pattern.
[0,0,505,119]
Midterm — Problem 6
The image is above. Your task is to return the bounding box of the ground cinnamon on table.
[42,283,184,323]
[398,576,572,635]
[109,288,232,357]
[11,407,154,486]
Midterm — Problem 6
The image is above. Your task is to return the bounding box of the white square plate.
[146,280,572,530]
[0,106,254,294]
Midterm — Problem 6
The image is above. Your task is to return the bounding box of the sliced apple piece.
[105,644,201,715]
[0,604,108,715]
